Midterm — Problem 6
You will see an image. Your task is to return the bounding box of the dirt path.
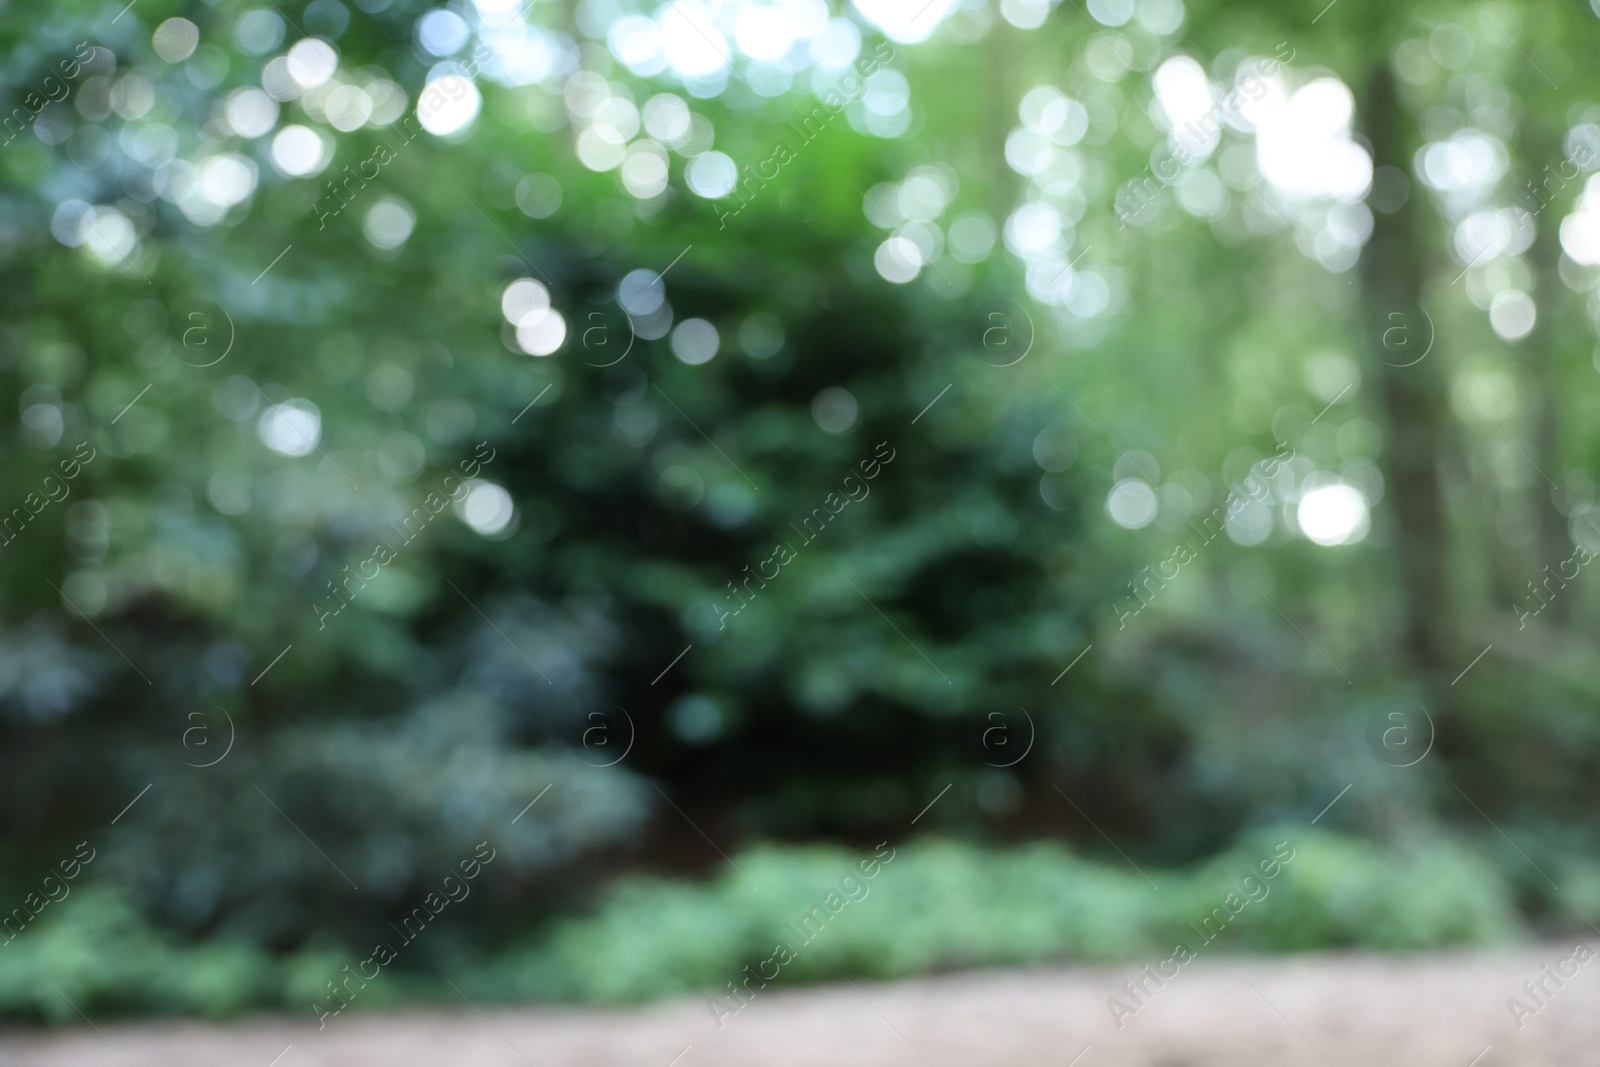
[4,946,1597,1066]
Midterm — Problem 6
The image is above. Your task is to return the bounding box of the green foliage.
[0,887,277,1019]
[0,833,1518,1019]
[1189,833,1520,951]
[1,0,1598,1023]
[520,831,1518,1003]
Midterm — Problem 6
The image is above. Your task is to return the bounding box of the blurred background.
[2,0,1600,1038]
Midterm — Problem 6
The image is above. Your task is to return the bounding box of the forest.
[1,0,1599,1023]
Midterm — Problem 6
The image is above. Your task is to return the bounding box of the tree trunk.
[1358,65,1456,680]
[1519,121,1573,623]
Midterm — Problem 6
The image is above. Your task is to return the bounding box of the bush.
[0,831,1523,1020]
[0,887,276,1019]
[519,830,1520,1003]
